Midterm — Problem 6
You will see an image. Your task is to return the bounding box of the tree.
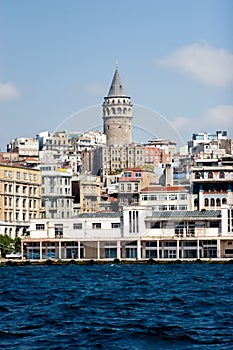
[0,235,21,258]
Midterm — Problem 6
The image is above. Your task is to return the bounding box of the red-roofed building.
[140,185,190,211]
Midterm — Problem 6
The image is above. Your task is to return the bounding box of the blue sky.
[1,0,233,150]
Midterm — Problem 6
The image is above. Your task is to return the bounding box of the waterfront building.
[0,164,41,238]
[22,205,233,260]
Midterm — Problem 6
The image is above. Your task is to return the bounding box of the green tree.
[0,235,21,258]
[0,234,13,258]
[14,237,21,253]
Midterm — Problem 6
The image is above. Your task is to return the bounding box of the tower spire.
[107,60,126,97]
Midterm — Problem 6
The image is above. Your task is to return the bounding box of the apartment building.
[0,164,41,238]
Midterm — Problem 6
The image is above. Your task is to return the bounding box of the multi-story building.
[40,165,73,219]
[191,160,233,211]
[7,137,39,158]
[22,204,233,260]
[0,164,41,238]
[79,175,101,213]
[140,185,190,211]
[118,168,156,207]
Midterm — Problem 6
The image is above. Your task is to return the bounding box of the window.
[219,171,225,179]
[16,172,20,179]
[158,194,167,200]
[151,222,160,228]
[135,172,141,178]
[92,223,101,229]
[36,224,45,230]
[120,184,124,191]
[4,170,8,177]
[73,223,82,230]
[210,221,219,228]
[24,173,28,180]
[55,224,63,237]
[127,184,132,191]
[169,194,177,200]
[210,198,215,207]
[124,172,132,178]
[134,183,139,191]
[111,223,120,228]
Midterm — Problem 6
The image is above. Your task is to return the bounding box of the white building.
[22,205,233,260]
[7,137,39,158]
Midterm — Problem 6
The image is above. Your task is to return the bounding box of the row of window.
[4,212,37,221]
[42,177,70,185]
[141,194,187,201]
[4,170,37,181]
[4,184,38,195]
[4,197,38,209]
[120,183,139,192]
[195,171,226,179]
[41,187,70,195]
[36,222,120,231]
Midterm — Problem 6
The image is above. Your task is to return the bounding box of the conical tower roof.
[107,60,126,97]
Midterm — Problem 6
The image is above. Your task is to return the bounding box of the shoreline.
[1,258,233,266]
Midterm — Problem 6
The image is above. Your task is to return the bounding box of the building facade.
[0,164,41,238]
[22,205,233,260]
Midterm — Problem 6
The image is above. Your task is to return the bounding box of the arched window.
[111,107,115,114]
[195,172,200,179]
[194,198,198,207]
[118,99,120,104]
[208,171,213,179]
[219,171,225,179]
[112,99,115,104]
[106,108,110,115]
[123,108,127,114]
[117,107,121,114]
[216,198,221,206]
[222,198,227,204]
[210,198,215,207]
[204,198,209,207]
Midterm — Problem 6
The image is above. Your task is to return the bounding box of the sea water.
[0,264,233,349]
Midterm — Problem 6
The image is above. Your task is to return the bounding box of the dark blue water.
[0,264,233,349]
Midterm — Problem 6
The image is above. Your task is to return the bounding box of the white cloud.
[201,105,233,129]
[0,82,20,101]
[172,105,233,140]
[84,82,106,97]
[156,42,233,87]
